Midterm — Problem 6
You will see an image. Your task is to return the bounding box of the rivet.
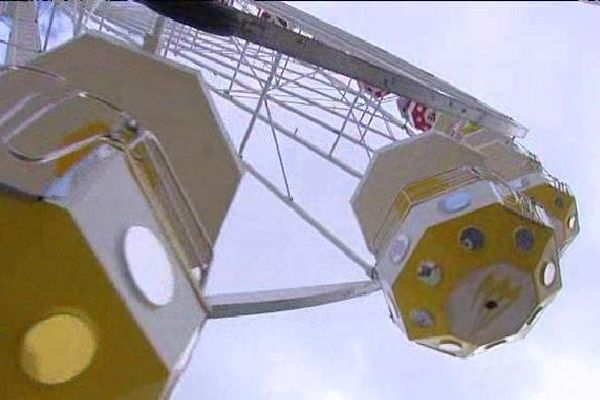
[410,309,434,328]
[515,227,535,251]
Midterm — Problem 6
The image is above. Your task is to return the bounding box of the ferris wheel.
[0,1,580,399]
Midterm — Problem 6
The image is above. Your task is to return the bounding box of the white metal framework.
[0,0,527,317]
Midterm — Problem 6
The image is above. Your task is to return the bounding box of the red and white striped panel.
[396,95,437,132]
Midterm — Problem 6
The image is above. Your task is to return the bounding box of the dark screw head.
[485,300,499,310]
[460,227,485,251]
[515,227,535,251]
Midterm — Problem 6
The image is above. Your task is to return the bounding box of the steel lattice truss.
[72,0,412,175]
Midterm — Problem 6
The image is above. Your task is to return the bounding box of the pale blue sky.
[2,2,599,399]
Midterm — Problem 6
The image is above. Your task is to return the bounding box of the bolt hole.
[460,227,485,251]
[515,227,535,251]
[485,300,498,310]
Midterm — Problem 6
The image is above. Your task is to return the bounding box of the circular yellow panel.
[20,313,97,385]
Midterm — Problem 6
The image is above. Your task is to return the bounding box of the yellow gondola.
[352,131,560,357]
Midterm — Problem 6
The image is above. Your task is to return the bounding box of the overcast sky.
[2,2,600,399]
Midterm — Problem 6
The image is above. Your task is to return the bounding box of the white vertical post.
[142,15,165,54]
[42,1,57,52]
[74,0,87,36]
[5,1,41,66]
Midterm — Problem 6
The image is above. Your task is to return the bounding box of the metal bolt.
[417,261,442,286]
[126,118,138,131]
[410,309,434,328]
[460,227,485,251]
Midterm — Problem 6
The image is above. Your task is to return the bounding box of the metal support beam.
[226,38,248,92]
[170,47,381,151]
[238,52,282,155]
[171,50,364,177]
[5,1,41,66]
[208,280,380,319]
[134,0,528,137]
[42,2,57,52]
[245,162,373,275]
[98,0,110,32]
[142,14,165,54]
[330,91,361,156]
[169,32,401,140]
[210,83,363,178]
[74,0,87,36]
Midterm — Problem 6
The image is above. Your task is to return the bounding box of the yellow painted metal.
[0,191,168,399]
[20,313,98,385]
[461,121,483,136]
[524,182,575,226]
[399,167,480,214]
[525,181,579,253]
[391,203,558,356]
[54,121,110,176]
[403,168,480,204]
[432,115,482,137]
[501,192,547,227]
[468,137,579,253]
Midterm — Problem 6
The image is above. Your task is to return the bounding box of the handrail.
[372,163,552,251]
[0,69,213,286]
[511,140,543,172]
[511,139,572,197]
[372,166,483,251]
[479,166,547,225]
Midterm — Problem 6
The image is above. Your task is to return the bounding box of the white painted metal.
[245,161,374,276]
[4,1,40,66]
[208,280,381,318]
